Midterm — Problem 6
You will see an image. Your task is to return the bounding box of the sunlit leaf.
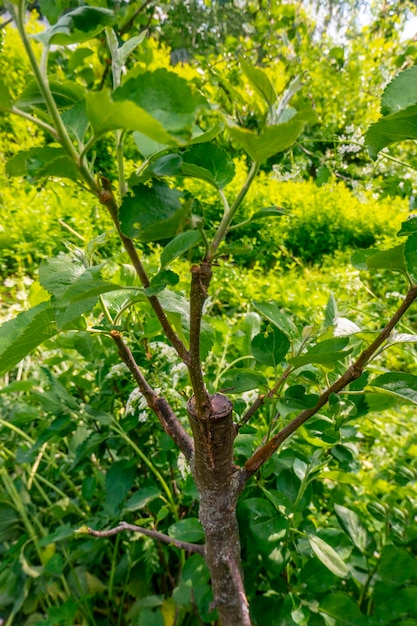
[35,6,115,45]
[334,505,370,554]
[0,302,57,376]
[365,105,417,159]
[86,89,175,142]
[160,231,202,268]
[253,300,297,337]
[0,79,12,109]
[227,109,316,162]
[309,535,349,578]
[381,66,417,115]
[369,372,417,404]
[114,69,206,139]
[16,79,86,110]
[181,143,235,189]
[6,147,79,182]
[289,337,351,367]
[240,58,277,107]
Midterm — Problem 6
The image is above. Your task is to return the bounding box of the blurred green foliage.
[1,2,417,625]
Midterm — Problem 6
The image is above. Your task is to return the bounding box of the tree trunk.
[187,394,251,626]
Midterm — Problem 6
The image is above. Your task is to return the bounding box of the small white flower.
[125,388,148,422]
[105,362,129,379]
[15,290,27,301]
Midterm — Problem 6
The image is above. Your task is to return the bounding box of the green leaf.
[119,181,185,242]
[6,147,79,182]
[124,486,162,512]
[351,248,379,270]
[157,290,214,359]
[405,233,417,284]
[0,79,12,109]
[144,270,179,296]
[378,544,417,585]
[238,498,288,550]
[114,69,205,139]
[38,0,66,25]
[367,244,407,274]
[251,327,290,367]
[39,256,121,329]
[227,110,315,162]
[168,519,204,543]
[221,369,267,393]
[160,231,202,268]
[150,154,183,177]
[249,206,287,221]
[118,33,147,66]
[0,302,57,376]
[365,104,417,159]
[334,505,369,554]
[253,300,297,337]
[324,293,338,329]
[289,337,351,367]
[61,101,89,143]
[105,461,135,515]
[39,256,87,299]
[133,132,170,159]
[309,535,349,578]
[277,385,319,418]
[16,79,86,110]
[398,216,417,237]
[35,6,115,45]
[369,372,417,405]
[240,58,277,107]
[320,592,365,625]
[86,89,175,142]
[381,66,417,115]
[181,143,235,189]
[188,123,224,145]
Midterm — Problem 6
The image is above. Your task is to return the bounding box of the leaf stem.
[10,106,59,139]
[12,1,79,163]
[206,161,259,261]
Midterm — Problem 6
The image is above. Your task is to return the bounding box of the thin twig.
[227,556,252,626]
[239,365,293,429]
[78,521,205,555]
[110,330,194,462]
[241,286,417,480]
[99,178,190,364]
[119,0,154,35]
